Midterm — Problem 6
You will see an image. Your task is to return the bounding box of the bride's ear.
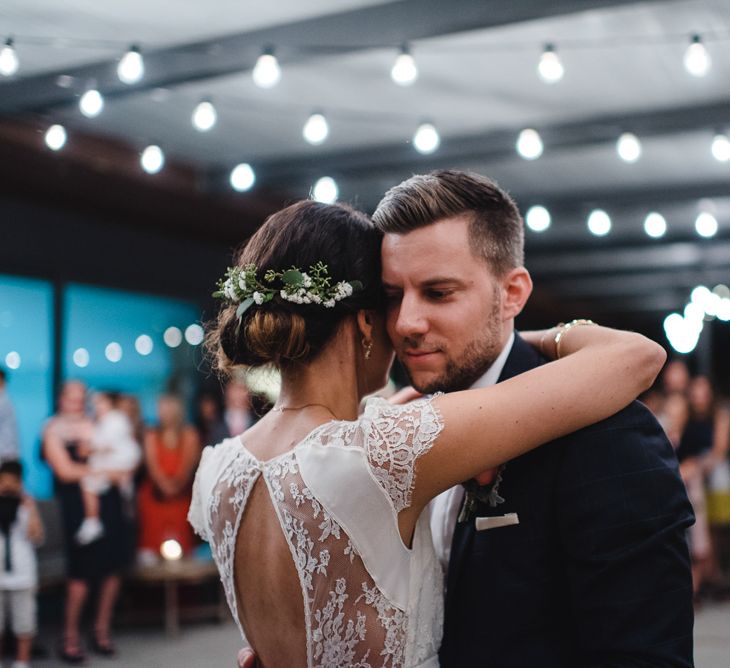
[356,310,374,343]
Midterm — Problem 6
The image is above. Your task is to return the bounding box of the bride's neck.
[277,323,363,422]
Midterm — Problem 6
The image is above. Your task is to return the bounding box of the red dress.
[138,430,196,554]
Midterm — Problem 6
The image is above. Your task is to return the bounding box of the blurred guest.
[0,460,43,668]
[685,377,730,590]
[659,392,689,448]
[137,395,200,562]
[222,380,254,437]
[0,368,20,462]
[42,381,133,663]
[117,394,145,448]
[75,392,141,545]
[195,392,227,446]
[662,359,690,395]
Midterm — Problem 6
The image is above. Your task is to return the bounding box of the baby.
[75,392,141,545]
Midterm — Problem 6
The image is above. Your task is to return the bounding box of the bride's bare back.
[235,475,306,667]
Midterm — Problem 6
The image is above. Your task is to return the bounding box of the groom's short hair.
[372,170,524,276]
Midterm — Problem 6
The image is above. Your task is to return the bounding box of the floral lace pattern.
[188,397,444,667]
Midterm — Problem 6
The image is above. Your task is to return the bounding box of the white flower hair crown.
[213,261,363,322]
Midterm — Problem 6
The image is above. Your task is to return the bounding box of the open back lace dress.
[188,397,445,667]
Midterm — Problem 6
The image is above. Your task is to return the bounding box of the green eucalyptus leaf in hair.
[281,269,304,286]
[349,280,363,292]
[236,297,255,319]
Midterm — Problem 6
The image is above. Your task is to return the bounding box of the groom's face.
[381,216,508,394]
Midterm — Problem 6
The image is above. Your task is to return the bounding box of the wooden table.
[132,558,227,636]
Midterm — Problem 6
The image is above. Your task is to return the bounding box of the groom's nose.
[393,294,429,339]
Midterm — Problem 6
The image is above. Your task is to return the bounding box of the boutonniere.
[458,465,506,523]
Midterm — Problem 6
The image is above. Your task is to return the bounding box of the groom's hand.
[474,468,498,486]
[389,386,423,405]
[237,648,257,668]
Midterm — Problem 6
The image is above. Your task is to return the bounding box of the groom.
[372,170,695,667]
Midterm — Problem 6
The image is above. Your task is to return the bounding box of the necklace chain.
[271,403,339,419]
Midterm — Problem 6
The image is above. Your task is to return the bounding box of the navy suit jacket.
[439,334,695,668]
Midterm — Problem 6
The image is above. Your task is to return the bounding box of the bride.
[188,199,665,668]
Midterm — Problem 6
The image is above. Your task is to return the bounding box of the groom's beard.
[401,294,504,394]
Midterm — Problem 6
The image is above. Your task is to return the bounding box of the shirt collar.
[468,331,515,390]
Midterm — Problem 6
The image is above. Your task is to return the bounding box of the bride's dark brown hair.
[206,200,383,375]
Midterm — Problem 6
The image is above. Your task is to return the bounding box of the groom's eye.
[426,289,452,300]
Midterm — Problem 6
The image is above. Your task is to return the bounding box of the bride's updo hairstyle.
[207,200,383,375]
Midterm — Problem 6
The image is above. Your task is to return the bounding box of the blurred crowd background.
[2,0,730,664]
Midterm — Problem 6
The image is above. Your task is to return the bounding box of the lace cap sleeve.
[188,445,215,541]
[361,396,444,513]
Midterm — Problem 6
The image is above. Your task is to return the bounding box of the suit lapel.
[445,333,545,616]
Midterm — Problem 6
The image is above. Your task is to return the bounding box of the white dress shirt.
[429,331,515,573]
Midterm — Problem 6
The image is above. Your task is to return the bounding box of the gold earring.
[362,338,373,360]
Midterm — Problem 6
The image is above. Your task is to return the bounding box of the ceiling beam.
[213,97,730,197]
[527,240,730,276]
[0,0,662,116]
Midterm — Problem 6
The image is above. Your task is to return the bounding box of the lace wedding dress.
[188,397,445,667]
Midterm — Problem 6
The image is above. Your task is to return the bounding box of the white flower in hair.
[223,278,238,302]
[253,291,264,305]
[238,276,247,291]
[324,299,336,308]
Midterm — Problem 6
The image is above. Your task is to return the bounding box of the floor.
[30,601,730,667]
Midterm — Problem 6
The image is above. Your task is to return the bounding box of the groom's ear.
[500,267,533,320]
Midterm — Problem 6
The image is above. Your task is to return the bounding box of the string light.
[163,327,183,348]
[117,45,144,84]
[312,177,338,203]
[184,324,204,345]
[192,99,217,131]
[140,145,164,174]
[587,209,611,236]
[105,342,122,363]
[0,38,19,77]
[230,163,255,192]
[302,112,329,145]
[4,352,20,370]
[525,205,551,232]
[44,124,67,151]
[252,48,281,89]
[135,335,154,355]
[684,34,711,77]
[695,211,718,238]
[664,312,701,354]
[516,128,543,160]
[413,122,440,154]
[537,44,564,83]
[711,133,730,162]
[616,132,641,162]
[72,348,90,368]
[391,44,418,86]
[79,86,104,118]
[643,212,667,238]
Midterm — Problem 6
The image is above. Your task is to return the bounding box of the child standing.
[0,460,43,668]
